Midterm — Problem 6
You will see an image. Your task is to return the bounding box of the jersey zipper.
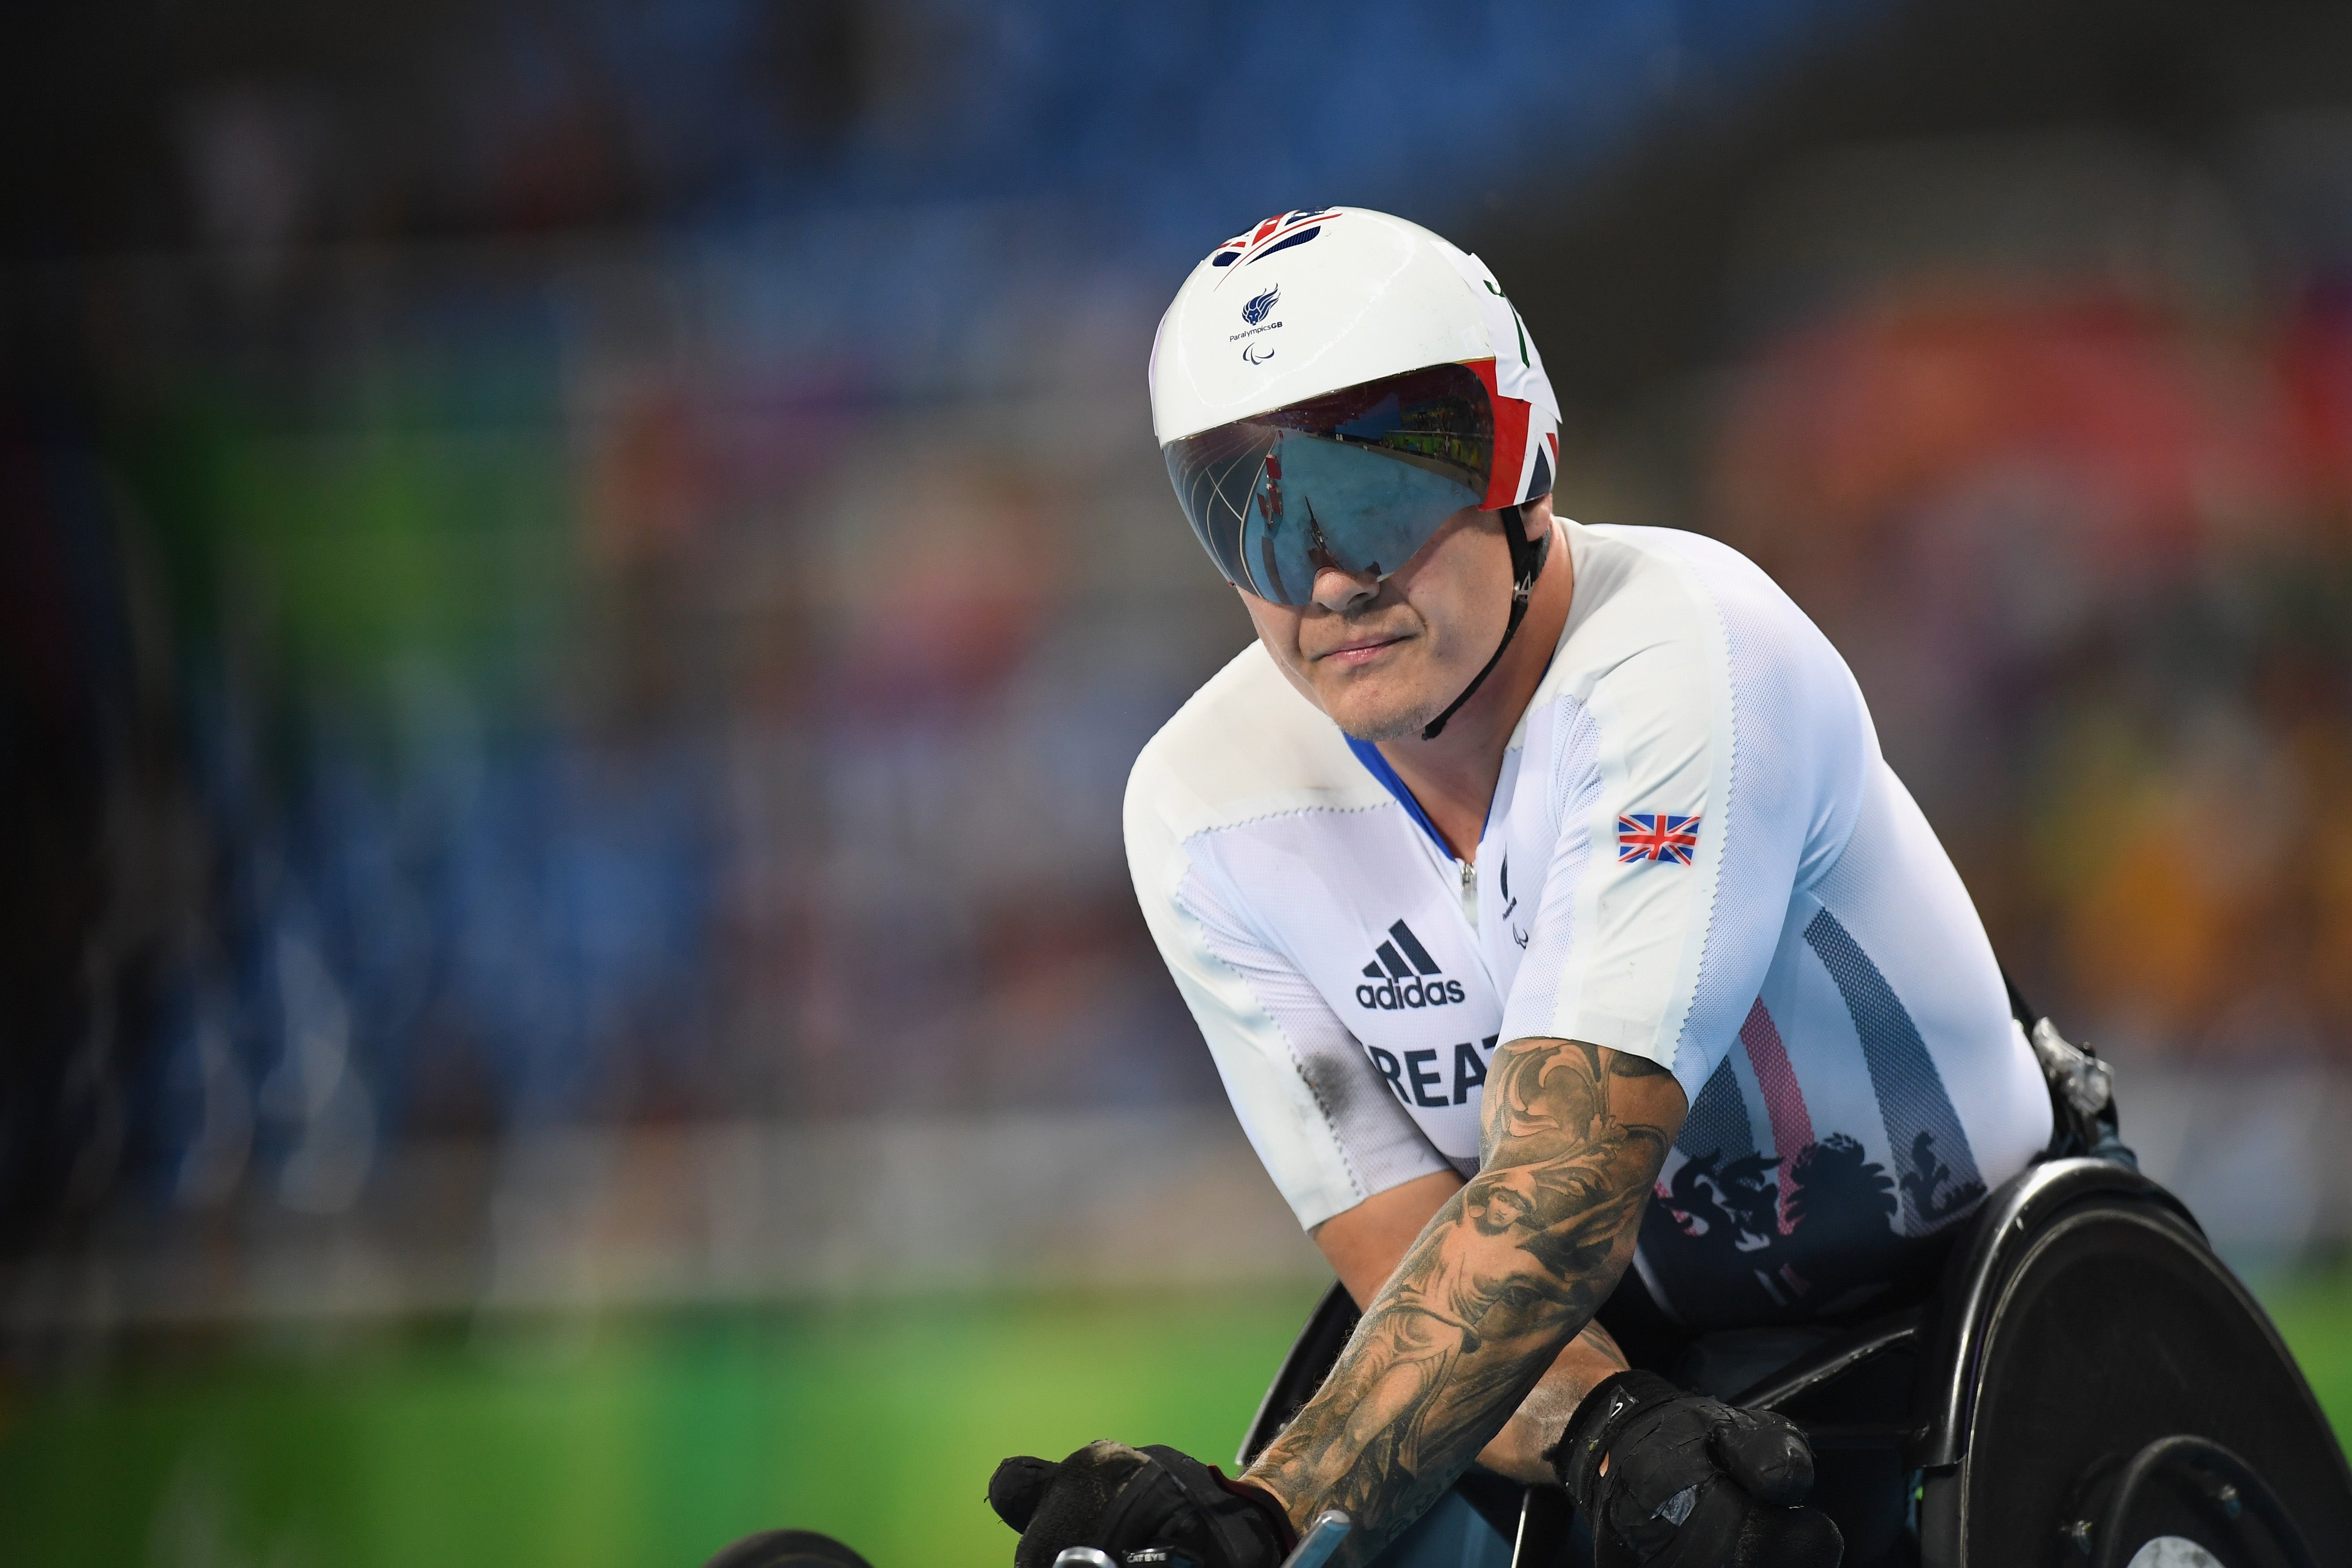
[1457,857,1478,933]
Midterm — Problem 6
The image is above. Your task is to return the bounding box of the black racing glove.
[988,1440,1297,1568]
[1550,1371,1842,1568]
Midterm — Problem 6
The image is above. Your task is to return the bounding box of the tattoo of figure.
[1244,1041,1683,1559]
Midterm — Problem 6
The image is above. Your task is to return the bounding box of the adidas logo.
[1354,920,1467,1011]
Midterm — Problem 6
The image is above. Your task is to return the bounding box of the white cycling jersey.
[1125,522,2052,1328]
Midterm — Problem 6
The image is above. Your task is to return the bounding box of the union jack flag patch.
[1618,813,1700,865]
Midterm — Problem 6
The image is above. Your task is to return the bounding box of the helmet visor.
[1162,363,1496,605]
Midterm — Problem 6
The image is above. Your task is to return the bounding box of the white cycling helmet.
[1148,206,1564,736]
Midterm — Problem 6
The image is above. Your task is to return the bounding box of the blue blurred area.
[1,1,1897,1253]
[15,0,2352,1310]
[253,0,1877,259]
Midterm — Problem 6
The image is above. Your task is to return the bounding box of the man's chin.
[1326,694,1441,745]
[1303,658,1447,744]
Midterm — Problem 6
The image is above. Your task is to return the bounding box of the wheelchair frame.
[1241,1159,2352,1568]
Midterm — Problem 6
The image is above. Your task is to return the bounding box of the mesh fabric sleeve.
[1167,858,1453,1228]
[1126,824,1451,1231]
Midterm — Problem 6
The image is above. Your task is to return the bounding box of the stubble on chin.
[1317,665,1444,745]
[1331,698,1436,744]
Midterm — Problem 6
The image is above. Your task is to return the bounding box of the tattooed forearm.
[1477,1319,1630,1483]
[1244,1042,1684,1558]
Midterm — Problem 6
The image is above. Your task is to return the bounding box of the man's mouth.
[1315,630,1409,668]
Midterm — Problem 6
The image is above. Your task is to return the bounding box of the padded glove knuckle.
[989,1455,1062,1532]
[1711,1409,1815,1507]
[1555,1370,1831,1567]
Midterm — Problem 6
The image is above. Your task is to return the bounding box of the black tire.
[703,1529,879,1568]
[1952,1202,2352,1565]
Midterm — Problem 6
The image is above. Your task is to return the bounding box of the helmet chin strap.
[1420,507,1551,741]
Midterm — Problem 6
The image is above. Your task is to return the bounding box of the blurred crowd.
[5,0,1876,1257]
[2,227,1236,1247]
[9,0,2352,1279]
[1708,126,2352,1064]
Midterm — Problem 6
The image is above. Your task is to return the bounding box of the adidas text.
[1355,976,1467,1010]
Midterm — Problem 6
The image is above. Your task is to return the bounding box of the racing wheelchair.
[1238,1155,2352,1568]
[707,1011,2349,1568]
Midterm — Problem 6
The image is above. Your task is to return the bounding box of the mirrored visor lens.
[1162,363,1496,605]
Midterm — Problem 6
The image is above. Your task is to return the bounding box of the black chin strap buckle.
[1420,508,1551,742]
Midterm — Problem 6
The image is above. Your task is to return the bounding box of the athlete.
[988,209,2054,1568]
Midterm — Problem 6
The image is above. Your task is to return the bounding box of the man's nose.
[1310,562,1381,613]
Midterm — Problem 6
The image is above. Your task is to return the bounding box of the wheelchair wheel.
[1931,1171,2352,1567]
[703,1530,879,1568]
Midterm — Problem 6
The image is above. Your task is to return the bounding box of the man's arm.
[1312,1172,1633,1485]
[1245,1040,1686,1556]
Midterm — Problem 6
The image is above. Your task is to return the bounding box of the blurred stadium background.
[8,1,2352,1563]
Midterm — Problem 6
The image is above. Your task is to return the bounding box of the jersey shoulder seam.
[1172,878,1370,1209]
[1180,797,1395,840]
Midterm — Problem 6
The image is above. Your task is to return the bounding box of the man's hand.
[1243,1041,1686,1560]
[1550,1372,1841,1568]
[988,1440,1295,1568]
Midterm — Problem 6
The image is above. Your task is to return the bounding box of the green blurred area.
[0,1286,1323,1568]
[2255,1267,2352,1443]
[5,1273,2348,1568]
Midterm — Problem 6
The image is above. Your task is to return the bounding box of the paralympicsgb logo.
[1355,919,1466,1010]
[1242,285,1280,325]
